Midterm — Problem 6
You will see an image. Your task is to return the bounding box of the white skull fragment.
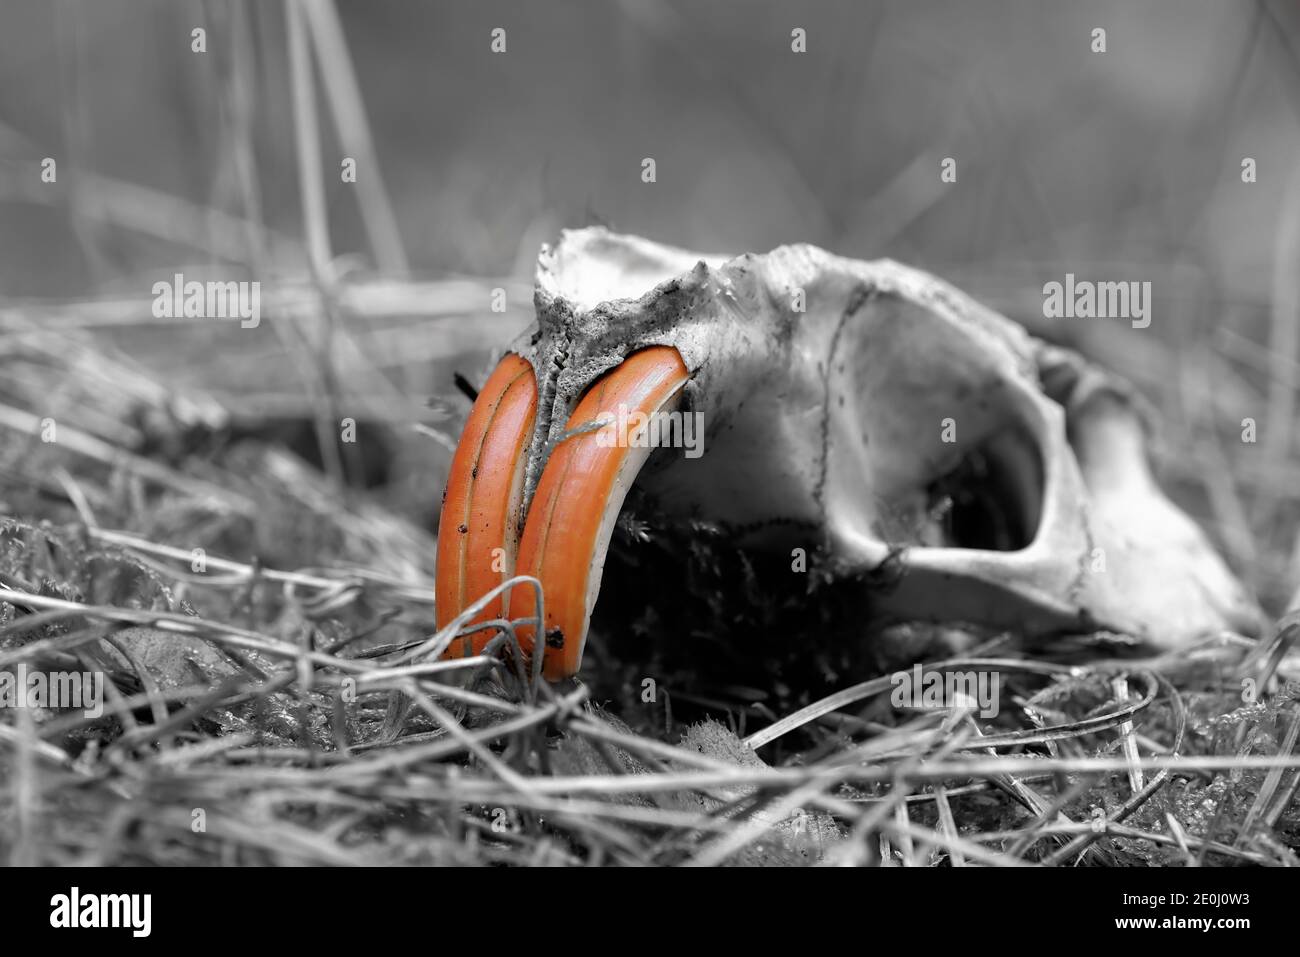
[436,228,1262,679]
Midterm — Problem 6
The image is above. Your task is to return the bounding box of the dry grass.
[0,297,1298,867]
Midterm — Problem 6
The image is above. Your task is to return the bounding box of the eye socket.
[925,427,1044,552]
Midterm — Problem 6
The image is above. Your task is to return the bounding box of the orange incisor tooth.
[511,346,691,680]
[435,354,537,658]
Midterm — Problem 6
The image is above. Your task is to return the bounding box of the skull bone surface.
[436,227,1262,679]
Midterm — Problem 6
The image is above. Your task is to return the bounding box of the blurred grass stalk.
[283,0,413,492]
[1268,162,1300,463]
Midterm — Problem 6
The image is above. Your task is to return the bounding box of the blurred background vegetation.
[1,0,1298,608]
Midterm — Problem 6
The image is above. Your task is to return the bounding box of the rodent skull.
[435,228,1262,679]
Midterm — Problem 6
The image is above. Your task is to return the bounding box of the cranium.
[435,228,1262,679]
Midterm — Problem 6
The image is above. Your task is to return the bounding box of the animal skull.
[436,228,1262,679]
